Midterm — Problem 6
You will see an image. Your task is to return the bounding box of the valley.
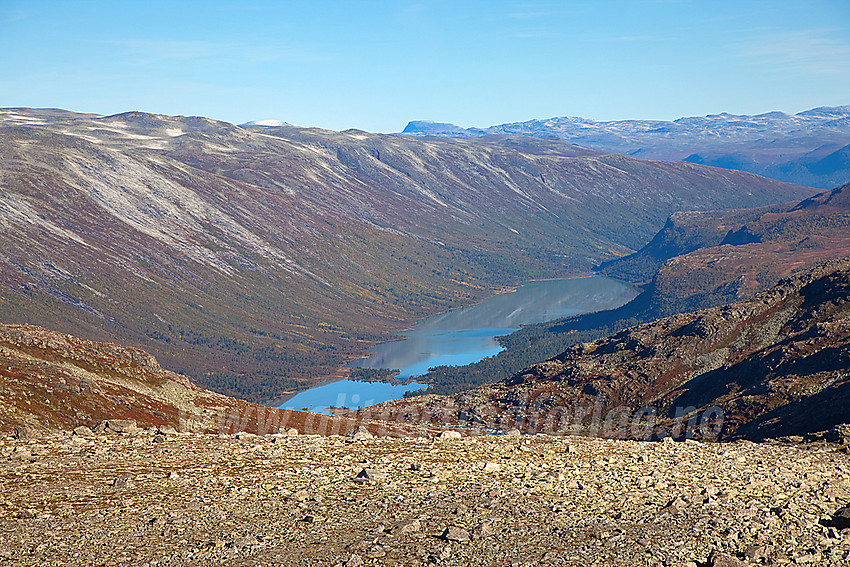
[356,256,850,442]
[404,182,850,397]
[282,276,637,413]
[5,4,850,566]
[1,107,850,567]
[0,108,814,404]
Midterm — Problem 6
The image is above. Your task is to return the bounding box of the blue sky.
[1,0,848,132]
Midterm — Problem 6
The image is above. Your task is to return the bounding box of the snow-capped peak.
[240,119,301,128]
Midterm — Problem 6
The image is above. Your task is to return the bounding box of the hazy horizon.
[2,0,849,132]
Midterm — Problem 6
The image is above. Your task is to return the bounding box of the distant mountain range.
[401,106,850,189]
[0,108,813,403]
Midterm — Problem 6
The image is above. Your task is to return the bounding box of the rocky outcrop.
[596,204,787,284]
[600,182,850,317]
[0,323,427,437]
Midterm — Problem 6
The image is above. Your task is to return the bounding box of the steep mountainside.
[596,204,788,284]
[602,182,850,316]
[690,142,850,190]
[0,108,813,402]
[402,106,850,188]
[359,257,850,441]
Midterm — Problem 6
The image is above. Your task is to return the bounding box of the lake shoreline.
[272,275,637,413]
[373,272,598,336]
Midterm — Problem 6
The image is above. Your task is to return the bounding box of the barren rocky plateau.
[4,425,850,567]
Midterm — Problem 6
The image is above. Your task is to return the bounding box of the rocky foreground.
[3,427,850,567]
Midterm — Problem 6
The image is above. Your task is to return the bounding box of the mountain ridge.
[401,105,850,188]
[600,182,850,316]
[0,322,431,437]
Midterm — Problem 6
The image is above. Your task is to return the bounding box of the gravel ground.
[2,428,850,566]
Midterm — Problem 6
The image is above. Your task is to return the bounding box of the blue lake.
[279,276,637,414]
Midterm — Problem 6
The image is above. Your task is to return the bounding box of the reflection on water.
[280,276,637,414]
[351,276,638,378]
[278,379,425,415]
[352,327,510,380]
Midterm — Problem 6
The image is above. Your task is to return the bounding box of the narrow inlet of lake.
[279,276,637,414]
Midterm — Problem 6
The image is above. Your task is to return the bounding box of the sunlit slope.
[0,108,816,401]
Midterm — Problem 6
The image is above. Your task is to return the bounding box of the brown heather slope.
[600,182,850,317]
[0,323,426,437]
[0,108,815,402]
[356,257,850,441]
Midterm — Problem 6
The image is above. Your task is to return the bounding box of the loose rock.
[708,550,749,567]
[390,519,421,535]
[111,476,133,488]
[101,420,138,434]
[353,468,386,483]
[13,425,33,440]
[440,525,470,542]
[437,430,462,440]
[2,426,849,566]
[72,426,93,437]
[348,426,373,441]
[342,553,364,567]
[829,505,850,530]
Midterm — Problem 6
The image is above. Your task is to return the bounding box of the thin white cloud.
[95,39,331,65]
[1,9,26,23]
[737,28,850,75]
[508,1,566,19]
[596,35,670,42]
